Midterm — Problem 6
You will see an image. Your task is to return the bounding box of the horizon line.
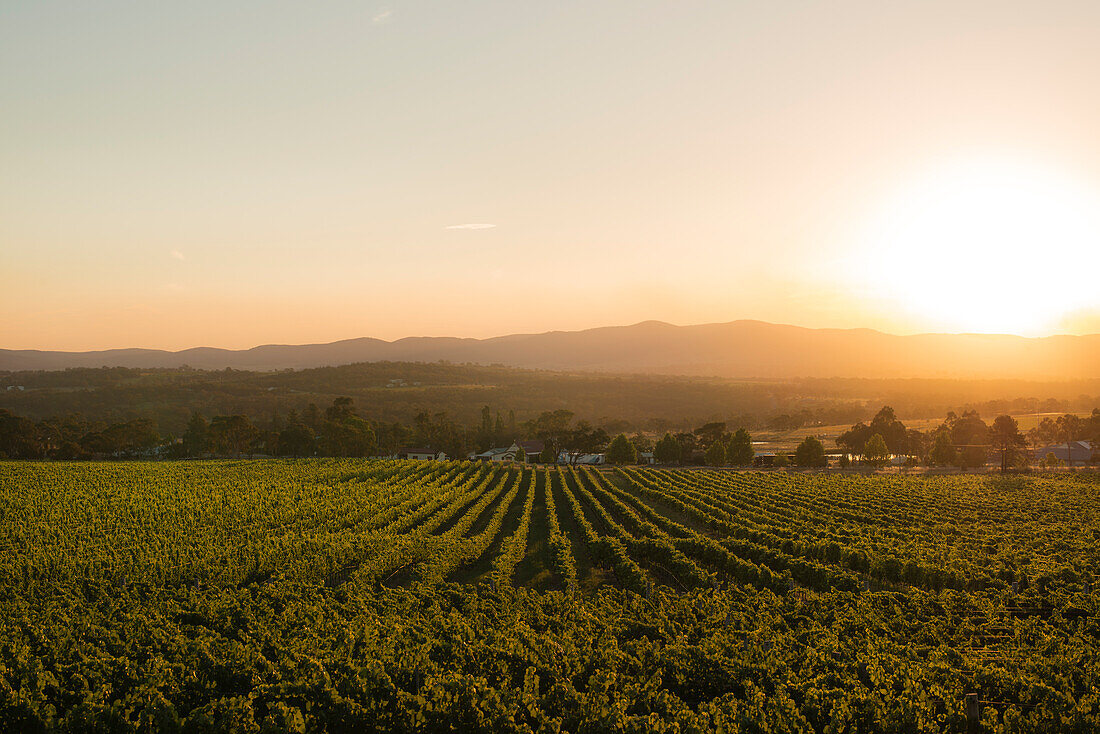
[3,318,1098,355]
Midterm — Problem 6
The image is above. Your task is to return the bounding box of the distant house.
[469,441,545,463]
[395,447,447,461]
[752,453,777,468]
[639,451,655,465]
[471,447,514,462]
[557,452,604,465]
[1034,441,1094,467]
[510,440,544,462]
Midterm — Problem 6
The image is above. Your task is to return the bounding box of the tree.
[989,414,1026,472]
[674,433,698,465]
[182,412,208,457]
[794,436,827,467]
[532,410,574,457]
[653,433,680,464]
[1041,451,1064,469]
[1056,413,1086,465]
[863,433,889,468]
[303,403,322,432]
[539,442,557,464]
[604,433,637,465]
[1090,409,1100,463]
[278,410,315,457]
[905,429,929,463]
[867,406,908,455]
[1028,417,1059,447]
[477,405,494,451]
[629,433,653,453]
[705,441,726,467]
[208,415,259,457]
[566,422,608,463]
[950,410,989,469]
[320,398,376,457]
[727,428,755,466]
[1056,413,1084,442]
[694,421,727,448]
[773,451,789,468]
[837,422,871,459]
[838,406,908,458]
[928,431,956,467]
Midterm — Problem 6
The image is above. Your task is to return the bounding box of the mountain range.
[2,320,1097,380]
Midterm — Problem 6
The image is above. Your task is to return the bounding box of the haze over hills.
[2,320,1097,380]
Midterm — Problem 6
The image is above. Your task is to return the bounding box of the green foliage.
[727,428,755,466]
[277,410,315,457]
[838,406,908,456]
[990,414,1026,471]
[0,461,1098,731]
[772,451,789,467]
[604,433,637,465]
[705,440,726,467]
[653,433,679,464]
[928,431,956,467]
[208,415,259,457]
[320,398,377,457]
[794,436,827,467]
[183,411,209,456]
[949,410,989,468]
[863,433,889,468]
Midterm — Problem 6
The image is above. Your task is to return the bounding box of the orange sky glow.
[2,1,1099,351]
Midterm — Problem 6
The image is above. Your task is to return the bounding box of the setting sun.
[3,4,1100,730]
[847,155,1100,334]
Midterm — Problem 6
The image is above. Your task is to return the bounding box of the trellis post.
[965,693,980,733]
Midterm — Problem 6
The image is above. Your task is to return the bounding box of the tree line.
[1,399,1097,469]
[836,406,1100,470]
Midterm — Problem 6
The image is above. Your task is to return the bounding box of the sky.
[2,1,1100,351]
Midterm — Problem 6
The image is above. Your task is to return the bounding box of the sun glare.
[847,156,1100,335]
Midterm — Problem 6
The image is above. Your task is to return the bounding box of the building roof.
[1035,441,1093,461]
[514,440,545,454]
[474,447,512,458]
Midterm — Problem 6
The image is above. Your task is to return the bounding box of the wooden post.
[965,693,980,733]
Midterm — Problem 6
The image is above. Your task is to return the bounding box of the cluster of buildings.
[393,439,1095,468]
[393,440,656,465]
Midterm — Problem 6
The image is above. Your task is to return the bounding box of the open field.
[1,460,1098,731]
[752,418,943,452]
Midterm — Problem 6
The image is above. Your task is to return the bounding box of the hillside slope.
[3,320,1097,379]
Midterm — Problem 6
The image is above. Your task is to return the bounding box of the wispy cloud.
[444,223,496,230]
[372,8,393,25]
[170,249,185,260]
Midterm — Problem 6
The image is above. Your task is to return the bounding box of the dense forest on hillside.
[2,362,1097,438]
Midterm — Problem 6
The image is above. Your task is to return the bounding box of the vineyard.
[0,460,1097,732]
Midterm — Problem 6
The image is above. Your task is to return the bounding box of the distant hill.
[2,320,1097,380]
